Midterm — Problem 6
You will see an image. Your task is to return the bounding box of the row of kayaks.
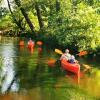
[19,40,43,49]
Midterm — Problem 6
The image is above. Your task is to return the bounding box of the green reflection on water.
[0,36,100,100]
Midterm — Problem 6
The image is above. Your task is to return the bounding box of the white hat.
[65,49,69,53]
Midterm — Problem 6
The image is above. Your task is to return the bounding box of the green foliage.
[0,0,99,53]
[0,7,8,18]
[46,0,100,52]
[0,14,15,30]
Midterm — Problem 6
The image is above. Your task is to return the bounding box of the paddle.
[55,49,63,55]
[55,49,88,56]
[76,51,88,56]
[46,49,63,67]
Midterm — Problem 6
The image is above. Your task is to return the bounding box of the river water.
[0,36,100,100]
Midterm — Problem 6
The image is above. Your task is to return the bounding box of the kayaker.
[60,49,71,61]
[27,38,35,49]
[69,55,78,64]
[28,38,34,45]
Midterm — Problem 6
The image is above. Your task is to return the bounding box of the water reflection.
[0,37,100,99]
[0,39,19,93]
[79,68,100,97]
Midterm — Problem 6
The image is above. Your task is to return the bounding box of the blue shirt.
[69,59,75,64]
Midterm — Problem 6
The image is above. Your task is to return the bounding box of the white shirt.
[60,53,71,61]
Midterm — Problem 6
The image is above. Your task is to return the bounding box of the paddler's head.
[65,49,69,53]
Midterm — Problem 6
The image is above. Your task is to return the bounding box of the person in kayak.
[68,55,78,64]
[27,38,35,49]
[60,49,71,61]
[28,38,34,45]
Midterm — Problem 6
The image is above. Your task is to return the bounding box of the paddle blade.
[47,59,56,67]
[78,51,88,56]
[55,49,63,55]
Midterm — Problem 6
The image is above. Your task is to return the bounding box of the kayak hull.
[28,44,34,49]
[28,42,35,49]
[61,59,80,75]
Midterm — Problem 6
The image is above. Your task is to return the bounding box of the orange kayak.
[37,41,43,46]
[19,41,24,46]
[61,59,80,75]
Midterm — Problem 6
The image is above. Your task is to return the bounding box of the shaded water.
[0,36,100,100]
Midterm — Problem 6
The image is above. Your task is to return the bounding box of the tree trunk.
[48,0,53,26]
[35,3,44,29]
[56,0,60,12]
[7,0,24,30]
[56,0,61,24]
[49,0,53,16]
[14,0,36,37]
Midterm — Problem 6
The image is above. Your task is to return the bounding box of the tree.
[35,2,44,29]
[44,0,100,51]
[56,0,60,12]
[7,0,24,31]
[14,0,36,37]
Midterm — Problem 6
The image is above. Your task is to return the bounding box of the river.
[0,36,100,100]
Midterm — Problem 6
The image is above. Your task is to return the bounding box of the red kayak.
[61,59,80,75]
